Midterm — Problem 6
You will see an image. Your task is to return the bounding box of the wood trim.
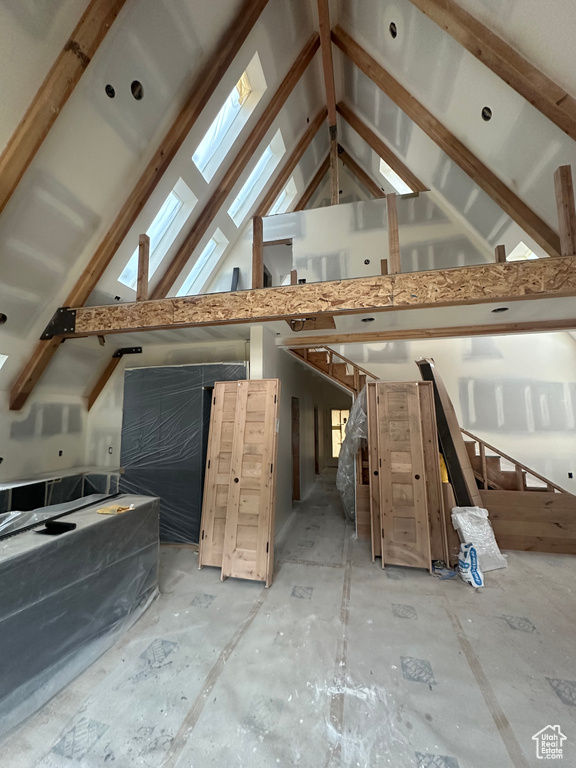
[317,0,337,125]
[338,146,385,199]
[87,353,122,411]
[0,0,128,217]
[495,244,506,263]
[332,26,562,259]
[294,154,330,211]
[330,129,339,205]
[70,256,576,336]
[280,317,576,348]
[252,216,264,289]
[386,193,401,273]
[255,106,327,216]
[151,33,320,300]
[554,165,576,257]
[336,101,427,193]
[9,0,272,411]
[407,0,576,143]
[137,234,150,302]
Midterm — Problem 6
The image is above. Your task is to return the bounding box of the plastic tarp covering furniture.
[336,387,368,521]
[120,363,246,543]
[0,494,159,740]
[0,494,107,536]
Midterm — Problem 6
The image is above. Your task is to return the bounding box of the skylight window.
[118,179,197,291]
[379,158,413,195]
[192,53,267,183]
[268,177,298,215]
[506,241,538,261]
[177,229,229,296]
[228,130,286,225]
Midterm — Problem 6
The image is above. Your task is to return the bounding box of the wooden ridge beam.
[338,146,385,199]
[294,155,330,211]
[59,257,576,337]
[280,317,576,348]
[332,26,562,259]
[0,0,128,217]
[317,0,337,125]
[407,0,576,143]
[336,101,427,194]
[256,106,327,216]
[151,33,320,300]
[9,0,272,411]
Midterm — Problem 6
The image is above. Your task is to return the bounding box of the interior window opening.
[379,157,413,195]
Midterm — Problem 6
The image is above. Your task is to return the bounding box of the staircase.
[287,346,378,394]
[462,428,568,494]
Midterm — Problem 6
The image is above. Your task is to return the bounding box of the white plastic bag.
[451,506,507,572]
[458,543,484,587]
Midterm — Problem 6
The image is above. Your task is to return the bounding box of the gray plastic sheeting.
[0,494,159,740]
[119,363,246,543]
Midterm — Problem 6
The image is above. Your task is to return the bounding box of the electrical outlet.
[108,446,113,455]
[569,472,573,479]
[58,450,63,457]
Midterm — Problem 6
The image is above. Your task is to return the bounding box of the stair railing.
[461,428,568,494]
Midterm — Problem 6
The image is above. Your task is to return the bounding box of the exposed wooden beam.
[495,244,507,263]
[61,257,576,337]
[137,234,150,301]
[380,259,388,275]
[9,0,272,411]
[151,33,320,300]
[290,269,298,285]
[317,0,337,125]
[407,0,576,143]
[0,0,128,217]
[338,146,385,199]
[256,106,327,216]
[336,101,427,194]
[281,317,576,348]
[252,216,264,289]
[263,238,292,247]
[294,155,330,211]
[329,128,339,205]
[386,193,401,273]
[554,165,576,256]
[332,26,562,259]
[87,354,122,411]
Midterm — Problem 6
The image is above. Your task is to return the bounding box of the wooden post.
[495,244,506,263]
[137,234,150,301]
[330,126,339,205]
[380,258,388,275]
[554,165,576,256]
[479,442,487,489]
[290,269,298,285]
[252,216,264,289]
[387,193,401,274]
[515,464,524,491]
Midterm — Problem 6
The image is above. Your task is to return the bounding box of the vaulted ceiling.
[1,0,575,407]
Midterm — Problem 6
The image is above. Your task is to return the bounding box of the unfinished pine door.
[376,382,431,570]
[221,379,280,587]
[198,381,238,568]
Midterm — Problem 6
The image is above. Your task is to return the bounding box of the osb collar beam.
[58,257,576,338]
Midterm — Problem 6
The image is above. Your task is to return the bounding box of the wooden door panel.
[377,382,431,570]
[366,382,381,560]
[198,381,238,568]
[221,379,280,586]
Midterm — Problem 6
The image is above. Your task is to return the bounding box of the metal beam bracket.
[329,124,337,140]
[40,307,76,339]
[112,347,142,358]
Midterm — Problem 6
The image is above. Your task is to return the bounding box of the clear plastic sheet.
[0,494,107,536]
[0,494,159,740]
[336,387,368,521]
[451,506,508,572]
[120,363,246,543]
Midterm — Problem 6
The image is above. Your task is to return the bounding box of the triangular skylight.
[506,241,539,260]
[379,158,413,195]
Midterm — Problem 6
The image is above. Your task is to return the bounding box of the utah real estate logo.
[532,725,567,760]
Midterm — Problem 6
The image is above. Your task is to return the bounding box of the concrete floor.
[3,471,576,767]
